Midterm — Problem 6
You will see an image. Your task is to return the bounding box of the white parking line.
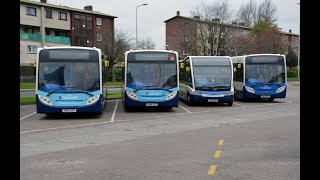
[179,104,191,113]
[233,102,247,107]
[20,121,110,134]
[110,99,119,122]
[20,112,36,121]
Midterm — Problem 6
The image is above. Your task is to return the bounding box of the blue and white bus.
[121,50,179,110]
[179,56,234,106]
[231,54,287,101]
[36,46,107,114]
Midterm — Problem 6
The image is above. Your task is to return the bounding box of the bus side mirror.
[104,60,109,68]
[120,62,125,68]
[101,54,104,59]
[180,63,185,69]
[237,64,241,69]
[186,66,190,72]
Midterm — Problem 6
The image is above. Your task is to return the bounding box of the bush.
[287,67,298,78]
[106,68,122,81]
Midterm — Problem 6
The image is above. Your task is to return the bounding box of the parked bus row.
[35,46,287,114]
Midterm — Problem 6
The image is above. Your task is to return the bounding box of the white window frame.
[96,18,102,25]
[97,34,102,41]
[27,45,38,54]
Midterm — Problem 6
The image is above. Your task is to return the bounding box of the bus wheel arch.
[227,100,233,106]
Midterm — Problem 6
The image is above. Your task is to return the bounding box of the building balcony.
[20,32,41,42]
[45,35,70,44]
[20,33,71,44]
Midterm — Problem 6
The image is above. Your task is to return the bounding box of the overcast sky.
[38,0,300,49]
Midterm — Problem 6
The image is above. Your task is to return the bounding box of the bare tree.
[257,0,278,24]
[237,0,257,27]
[102,29,133,82]
[190,0,233,55]
[237,0,277,26]
[137,37,155,49]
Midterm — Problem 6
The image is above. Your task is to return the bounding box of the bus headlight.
[166,91,177,100]
[126,91,139,100]
[86,95,100,105]
[193,91,202,96]
[38,95,53,106]
[225,91,234,96]
[245,86,255,94]
[276,86,286,93]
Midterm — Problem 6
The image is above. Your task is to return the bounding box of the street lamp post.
[136,3,148,48]
[297,2,300,80]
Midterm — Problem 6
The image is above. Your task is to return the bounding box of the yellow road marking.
[218,140,224,146]
[214,151,222,158]
[208,165,217,175]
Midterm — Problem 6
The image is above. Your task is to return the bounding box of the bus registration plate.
[261,95,270,98]
[146,103,158,106]
[208,99,218,102]
[62,109,77,112]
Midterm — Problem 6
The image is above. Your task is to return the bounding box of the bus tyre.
[227,101,233,106]
[187,93,193,106]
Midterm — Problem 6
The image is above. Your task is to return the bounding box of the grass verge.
[20,83,35,89]
[20,97,36,105]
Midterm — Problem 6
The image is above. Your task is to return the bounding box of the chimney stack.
[194,16,200,19]
[289,29,292,33]
[177,11,180,16]
[84,5,93,11]
[40,0,47,3]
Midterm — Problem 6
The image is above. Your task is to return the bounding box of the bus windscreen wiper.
[47,88,64,97]
[198,84,230,90]
[70,90,94,96]
[134,86,172,93]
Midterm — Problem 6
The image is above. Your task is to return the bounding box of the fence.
[20,76,36,83]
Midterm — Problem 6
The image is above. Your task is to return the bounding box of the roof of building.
[164,15,299,36]
[20,0,117,18]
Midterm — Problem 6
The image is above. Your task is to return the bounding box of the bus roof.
[125,49,177,54]
[38,46,101,51]
[231,54,283,58]
[187,56,231,59]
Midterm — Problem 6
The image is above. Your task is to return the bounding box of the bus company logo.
[261,85,271,90]
[58,96,61,99]
[170,56,174,61]
[145,92,149,95]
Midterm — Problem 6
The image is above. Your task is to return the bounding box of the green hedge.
[106,68,122,81]
[287,67,298,78]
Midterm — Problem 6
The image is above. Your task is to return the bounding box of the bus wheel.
[187,93,193,106]
[268,98,274,102]
[124,105,130,112]
[227,101,233,106]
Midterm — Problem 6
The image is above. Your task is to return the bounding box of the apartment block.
[20,0,117,76]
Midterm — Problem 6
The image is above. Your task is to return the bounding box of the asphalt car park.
[20,94,290,133]
[20,82,299,179]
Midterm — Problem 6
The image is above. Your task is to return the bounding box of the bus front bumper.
[190,94,234,103]
[244,89,287,99]
[124,93,179,108]
[36,96,104,114]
